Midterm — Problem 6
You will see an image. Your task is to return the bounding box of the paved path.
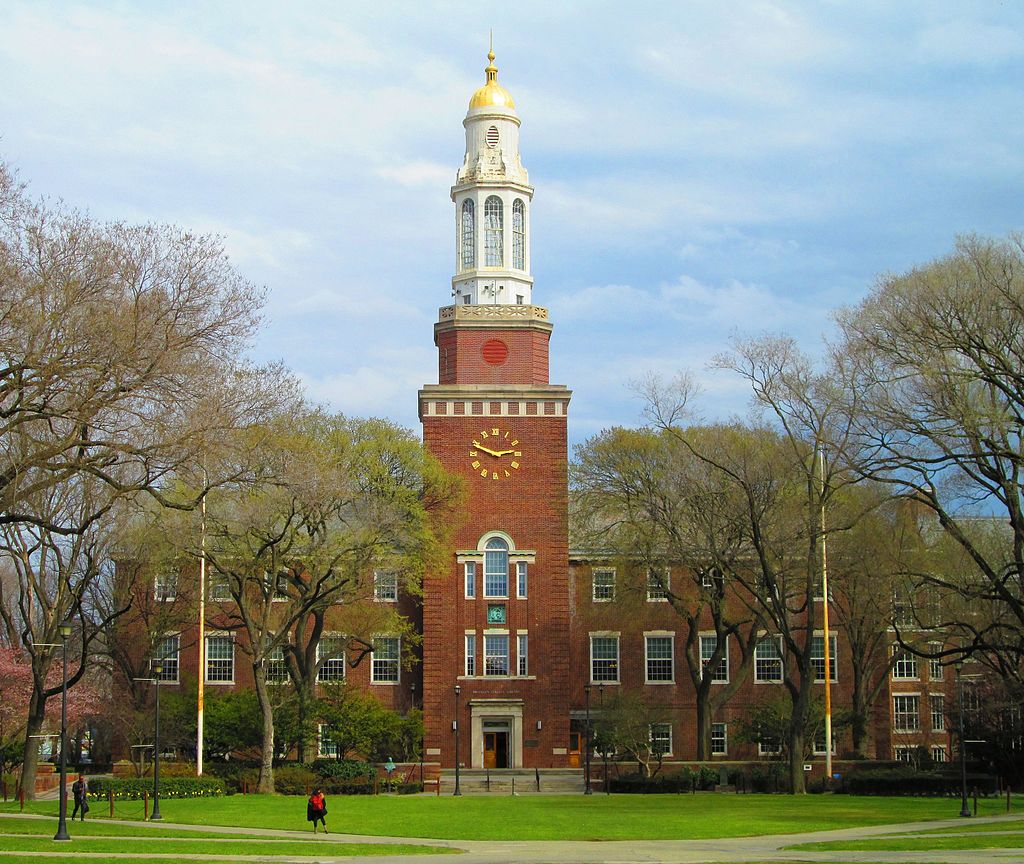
[2,811,1022,862]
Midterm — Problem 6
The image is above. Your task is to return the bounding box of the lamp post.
[584,683,592,795]
[54,621,73,842]
[411,681,423,784]
[151,662,163,821]
[453,684,462,796]
[956,661,970,818]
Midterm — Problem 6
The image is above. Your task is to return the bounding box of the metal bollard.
[108,789,114,818]
[143,789,149,821]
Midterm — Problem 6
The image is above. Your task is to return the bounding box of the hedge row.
[845,768,998,797]
[85,777,225,800]
[610,767,720,794]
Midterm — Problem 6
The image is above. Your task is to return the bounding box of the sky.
[2,1,1022,450]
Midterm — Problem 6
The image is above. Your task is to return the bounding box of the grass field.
[1,792,1020,841]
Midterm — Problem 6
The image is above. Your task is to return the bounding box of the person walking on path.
[307,787,328,833]
[71,775,89,821]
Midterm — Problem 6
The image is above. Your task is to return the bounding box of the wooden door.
[568,731,581,768]
[484,732,497,769]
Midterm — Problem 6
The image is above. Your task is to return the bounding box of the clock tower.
[419,50,572,771]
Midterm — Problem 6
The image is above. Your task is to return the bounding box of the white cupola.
[450,48,535,307]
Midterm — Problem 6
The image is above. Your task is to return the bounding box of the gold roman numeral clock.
[469,427,522,481]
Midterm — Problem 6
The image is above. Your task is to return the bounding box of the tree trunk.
[18,690,48,800]
[252,668,276,794]
[788,684,811,794]
[694,694,712,761]
[296,682,314,764]
[851,663,870,757]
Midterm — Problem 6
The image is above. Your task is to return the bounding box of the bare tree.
[838,234,1024,682]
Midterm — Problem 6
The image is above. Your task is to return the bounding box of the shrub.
[311,759,376,782]
[203,761,260,794]
[85,776,224,800]
[845,767,997,796]
[273,765,318,795]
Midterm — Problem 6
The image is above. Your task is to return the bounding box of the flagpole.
[197,471,206,777]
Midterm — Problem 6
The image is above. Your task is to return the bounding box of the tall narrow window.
[484,537,509,597]
[590,635,620,683]
[518,633,528,676]
[811,635,838,682]
[206,635,234,683]
[461,200,475,270]
[154,571,177,602]
[516,561,528,598]
[265,644,287,685]
[465,634,476,676]
[700,634,729,683]
[754,636,783,682]
[465,561,477,599]
[484,634,509,676]
[317,634,346,683]
[512,199,525,269]
[154,635,179,683]
[374,570,398,602]
[645,635,674,682]
[484,196,503,266]
[371,636,400,683]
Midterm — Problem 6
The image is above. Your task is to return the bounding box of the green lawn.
[3,793,1019,841]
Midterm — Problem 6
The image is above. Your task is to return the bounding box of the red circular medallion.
[481,339,509,365]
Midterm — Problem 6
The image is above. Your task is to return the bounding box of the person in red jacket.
[306,788,328,833]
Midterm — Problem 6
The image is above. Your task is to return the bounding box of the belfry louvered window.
[461,200,475,270]
[512,199,525,269]
[484,196,503,266]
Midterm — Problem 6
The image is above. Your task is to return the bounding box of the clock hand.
[491,448,515,457]
[472,441,502,457]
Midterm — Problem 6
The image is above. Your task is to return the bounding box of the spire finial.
[485,33,497,83]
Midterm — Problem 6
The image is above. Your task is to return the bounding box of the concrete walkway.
[1,810,1022,862]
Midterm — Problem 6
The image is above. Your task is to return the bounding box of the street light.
[584,683,592,795]
[54,620,73,842]
[453,684,462,796]
[598,682,608,795]
[411,681,423,784]
[134,660,164,821]
[956,661,971,818]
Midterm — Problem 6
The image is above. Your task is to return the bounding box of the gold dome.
[469,49,516,110]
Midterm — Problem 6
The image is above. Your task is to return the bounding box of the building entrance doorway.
[483,721,510,768]
[568,731,581,768]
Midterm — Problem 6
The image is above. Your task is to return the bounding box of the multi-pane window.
[318,724,339,758]
[317,634,346,683]
[894,694,920,731]
[894,745,915,763]
[484,538,509,597]
[154,571,177,602]
[517,561,528,598]
[932,745,947,763]
[465,561,477,599]
[209,572,231,602]
[649,723,672,756]
[460,200,475,270]
[711,723,728,755]
[265,645,287,684]
[892,589,915,628]
[813,730,837,755]
[755,636,783,682]
[517,634,528,676]
[206,635,234,683]
[646,568,669,601]
[484,196,503,266]
[512,199,525,270]
[758,738,783,755]
[592,568,615,602]
[266,571,289,602]
[591,635,620,683]
[374,570,398,602]
[645,635,674,682]
[371,636,400,683]
[154,635,179,683]
[892,648,919,680]
[929,643,944,681]
[484,634,509,676]
[930,694,946,732]
[700,634,729,683]
[811,635,838,682]
[465,634,476,676]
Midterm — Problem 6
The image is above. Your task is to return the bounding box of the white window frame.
[894,694,921,731]
[700,633,729,683]
[930,693,946,732]
[894,745,916,763]
[483,538,509,598]
[811,634,838,683]
[465,633,476,677]
[754,636,783,683]
[932,745,947,763]
[649,723,672,757]
[711,722,728,756]
[265,643,287,685]
[590,634,620,683]
[371,636,400,684]
[460,199,475,270]
[813,731,837,755]
[484,195,503,267]
[758,738,783,756]
[512,198,525,270]
[516,561,528,599]
[317,723,340,759]
[517,633,528,677]
[205,633,234,684]
[374,570,398,603]
[646,568,669,602]
[208,572,231,602]
[929,643,944,681]
[892,647,919,680]
[644,633,674,684]
[154,571,177,602]
[592,568,615,602]
[154,634,180,683]
[465,561,477,599]
[483,633,509,677]
[316,634,346,683]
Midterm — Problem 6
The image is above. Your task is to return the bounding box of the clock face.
[468,426,522,481]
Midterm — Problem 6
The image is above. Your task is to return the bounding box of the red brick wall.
[436,326,550,385]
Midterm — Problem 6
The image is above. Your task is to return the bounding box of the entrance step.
[438,768,586,795]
